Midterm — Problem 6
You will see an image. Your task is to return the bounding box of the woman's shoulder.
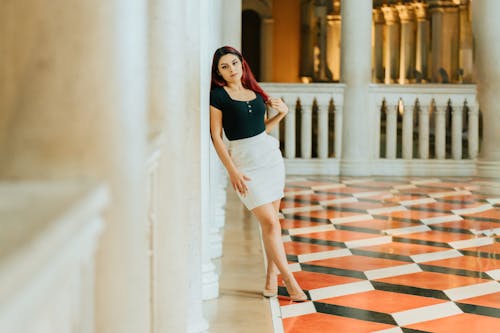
[210,86,225,96]
[210,86,227,109]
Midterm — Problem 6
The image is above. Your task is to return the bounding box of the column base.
[209,227,223,259]
[340,159,373,176]
[201,262,219,300]
[476,160,500,178]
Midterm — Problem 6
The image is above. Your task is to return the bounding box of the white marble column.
[0,1,149,332]
[200,0,220,304]
[414,2,430,82]
[340,0,373,175]
[381,5,400,84]
[472,0,500,177]
[396,4,416,84]
[222,0,242,49]
[260,18,274,82]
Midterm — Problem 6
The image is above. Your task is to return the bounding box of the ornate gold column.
[429,0,460,83]
[381,5,400,84]
[414,2,430,82]
[260,17,274,82]
[459,0,473,82]
[372,8,385,83]
[327,2,342,82]
[396,3,416,84]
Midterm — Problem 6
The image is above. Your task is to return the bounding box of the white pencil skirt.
[228,131,285,210]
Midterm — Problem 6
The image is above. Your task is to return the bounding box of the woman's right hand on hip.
[229,170,251,196]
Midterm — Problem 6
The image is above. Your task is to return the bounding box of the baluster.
[268,107,279,140]
[334,101,343,158]
[385,103,398,159]
[467,100,479,159]
[402,100,414,159]
[418,101,430,159]
[284,98,296,158]
[374,101,383,158]
[451,101,463,160]
[301,96,314,159]
[317,96,330,159]
[435,104,447,159]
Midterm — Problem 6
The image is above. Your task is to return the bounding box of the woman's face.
[217,53,243,84]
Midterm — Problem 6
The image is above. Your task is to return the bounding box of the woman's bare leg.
[263,200,281,291]
[253,202,305,299]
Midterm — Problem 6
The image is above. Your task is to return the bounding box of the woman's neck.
[225,82,244,91]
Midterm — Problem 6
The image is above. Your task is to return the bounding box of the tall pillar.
[340,0,373,175]
[396,4,416,84]
[222,0,242,48]
[0,1,149,332]
[381,5,400,84]
[429,0,460,83]
[260,18,274,81]
[372,8,385,83]
[327,1,342,81]
[300,0,315,80]
[472,0,500,177]
[459,0,473,82]
[314,0,331,81]
[414,2,430,82]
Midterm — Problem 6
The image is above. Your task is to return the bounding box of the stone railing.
[369,84,479,176]
[260,83,479,176]
[261,83,345,175]
[0,181,108,333]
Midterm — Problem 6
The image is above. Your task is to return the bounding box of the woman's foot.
[262,273,278,297]
[282,277,308,302]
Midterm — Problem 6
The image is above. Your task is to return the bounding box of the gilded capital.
[381,5,399,24]
[396,4,415,23]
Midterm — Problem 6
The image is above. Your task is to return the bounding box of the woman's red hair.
[210,46,269,102]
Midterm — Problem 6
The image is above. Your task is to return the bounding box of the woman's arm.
[210,106,251,196]
[264,97,288,133]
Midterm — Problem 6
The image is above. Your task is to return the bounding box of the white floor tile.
[392,302,462,326]
[449,236,493,249]
[365,263,422,280]
[411,249,462,263]
[420,214,463,225]
[308,281,374,301]
[345,235,392,248]
[445,281,500,301]
[279,301,316,319]
[383,225,430,236]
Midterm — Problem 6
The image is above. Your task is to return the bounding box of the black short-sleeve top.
[210,87,266,141]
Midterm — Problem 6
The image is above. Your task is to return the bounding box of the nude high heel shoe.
[282,279,308,302]
[262,275,278,297]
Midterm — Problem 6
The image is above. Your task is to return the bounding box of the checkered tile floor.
[273,177,500,333]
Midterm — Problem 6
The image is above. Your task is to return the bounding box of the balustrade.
[261,82,479,176]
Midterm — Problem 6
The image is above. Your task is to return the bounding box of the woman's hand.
[268,97,288,115]
[229,169,251,196]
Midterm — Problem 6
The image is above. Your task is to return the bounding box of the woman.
[209,46,307,302]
